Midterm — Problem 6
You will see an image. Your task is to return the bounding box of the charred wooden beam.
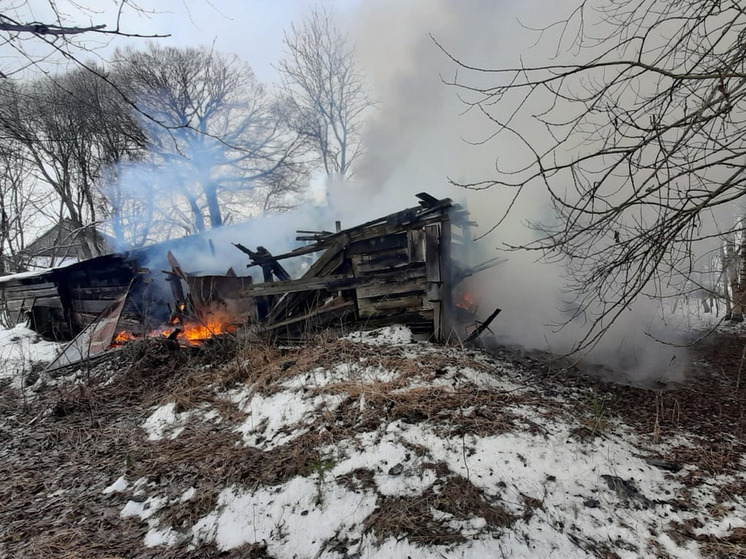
[452,257,506,286]
[243,274,357,297]
[416,192,440,207]
[234,243,291,282]
[265,298,356,331]
[296,230,334,242]
[237,195,453,268]
[464,307,502,342]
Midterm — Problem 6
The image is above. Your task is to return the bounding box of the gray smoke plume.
[344,0,689,383]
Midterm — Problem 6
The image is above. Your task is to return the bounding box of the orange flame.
[455,291,478,314]
[110,318,237,349]
[112,330,137,346]
[177,319,237,345]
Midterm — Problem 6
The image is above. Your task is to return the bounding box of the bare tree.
[277,7,372,179]
[0,66,141,258]
[0,1,166,78]
[442,0,746,351]
[0,136,38,274]
[112,44,307,237]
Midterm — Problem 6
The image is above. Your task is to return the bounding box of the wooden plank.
[426,282,442,302]
[432,301,442,339]
[70,299,126,314]
[303,234,349,278]
[266,236,348,326]
[243,274,357,297]
[407,229,426,262]
[265,300,356,331]
[242,201,451,267]
[3,286,60,299]
[4,281,56,293]
[346,214,447,245]
[353,250,409,273]
[347,233,407,255]
[356,277,426,299]
[68,285,131,298]
[439,216,452,342]
[48,294,128,369]
[254,264,427,300]
[357,262,426,281]
[33,296,64,310]
[358,294,425,318]
[425,225,441,283]
[363,308,434,325]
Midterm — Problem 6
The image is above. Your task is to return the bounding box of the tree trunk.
[721,243,733,318]
[727,237,743,321]
[204,183,223,229]
[186,195,205,233]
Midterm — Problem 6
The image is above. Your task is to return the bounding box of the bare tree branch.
[443,0,746,352]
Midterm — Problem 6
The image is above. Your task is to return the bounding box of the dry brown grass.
[364,473,515,546]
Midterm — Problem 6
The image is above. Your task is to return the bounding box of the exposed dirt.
[0,330,744,558]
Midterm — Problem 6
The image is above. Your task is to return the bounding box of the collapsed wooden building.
[0,193,494,359]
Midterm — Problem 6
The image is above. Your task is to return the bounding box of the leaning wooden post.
[439,213,453,341]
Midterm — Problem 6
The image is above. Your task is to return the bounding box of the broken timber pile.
[236,193,472,341]
[0,193,485,354]
[0,255,137,339]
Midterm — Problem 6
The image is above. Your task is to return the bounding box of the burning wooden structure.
[233,192,467,340]
[0,193,490,358]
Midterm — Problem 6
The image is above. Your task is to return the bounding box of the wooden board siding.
[0,193,472,346]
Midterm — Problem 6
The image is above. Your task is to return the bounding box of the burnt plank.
[347,233,407,255]
[70,299,125,314]
[243,274,357,297]
[265,300,356,331]
[241,198,452,267]
[416,192,441,207]
[33,296,64,309]
[356,277,427,299]
[69,285,131,298]
[439,216,452,342]
[426,282,442,302]
[407,229,426,262]
[3,286,60,299]
[358,294,425,318]
[352,250,409,274]
[357,262,426,281]
[266,236,349,325]
[425,224,441,283]
[4,281,56,292]
[346,215,447,245]
[303,234,349,278]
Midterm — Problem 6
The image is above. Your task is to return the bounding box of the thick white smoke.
[342,0,689,383]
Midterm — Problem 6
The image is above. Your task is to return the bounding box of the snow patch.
[236,389,344,449]
[121,496,166,520]
[142,402,220,441]
[192,478,377,556]
[344,324,414,346]
[142,402,184,441]
[102,476,129,494]
[0,325,61,383]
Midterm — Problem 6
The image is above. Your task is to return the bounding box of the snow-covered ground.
[0,324,61,387]
[1,324,744,558]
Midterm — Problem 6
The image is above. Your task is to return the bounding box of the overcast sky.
[10,0,366,84]
[118,0,366,83]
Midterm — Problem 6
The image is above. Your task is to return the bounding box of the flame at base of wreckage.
[2,194,503,368]
[112,318,239,348]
